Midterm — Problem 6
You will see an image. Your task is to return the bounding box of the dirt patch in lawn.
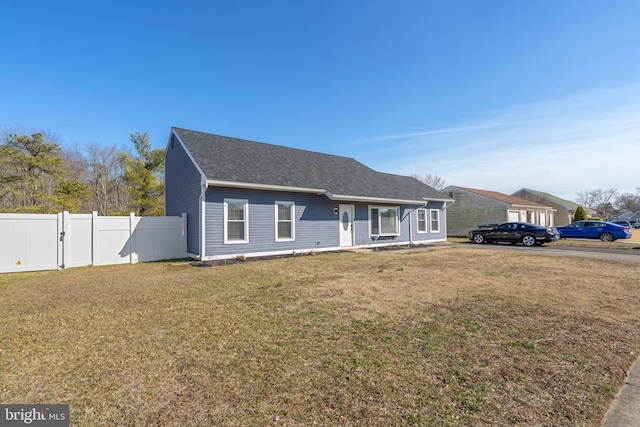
[1,248,639,426]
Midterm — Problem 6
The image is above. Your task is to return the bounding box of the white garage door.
[508,210,520,222]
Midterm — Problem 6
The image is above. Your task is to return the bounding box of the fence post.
[61,211,70,268]
[129,212,138,264]
[57,212,63,269]
[92,211,99,266]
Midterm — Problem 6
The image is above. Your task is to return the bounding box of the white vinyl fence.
[0,212,187,274]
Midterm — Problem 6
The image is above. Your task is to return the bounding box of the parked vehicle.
[613,221,632,228]
[633,223,640,229]
[556,220,632,242]
[469,222,560,246]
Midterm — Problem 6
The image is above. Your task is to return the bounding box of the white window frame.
[224,198,249,244]
[368,205,400,237]
[417,208,427,234]
[275,201,295,242]
[429,209,440,233]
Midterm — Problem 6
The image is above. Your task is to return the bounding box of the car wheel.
[522,235,536,247]
[472,233,485,244]
[599,232,614,242]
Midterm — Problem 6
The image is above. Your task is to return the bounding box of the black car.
[469,222,560,247]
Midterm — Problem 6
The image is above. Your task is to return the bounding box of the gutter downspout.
[404,203,429,245]
[199,181,208,260]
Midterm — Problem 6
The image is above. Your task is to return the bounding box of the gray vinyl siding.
[445,188,508,237]
[165,134,203,255]
[410,202,447,242]
[204,188,338,257]
[203,188,446,258]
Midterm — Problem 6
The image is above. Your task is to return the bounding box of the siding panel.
[203,188,446,259]
[205,188,339,257]
[445,188,508,236]
[165,134,202,255]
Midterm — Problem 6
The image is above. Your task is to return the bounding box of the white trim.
[194,239,449,261]
[339,204,356,247]
[275,201,295,242]
[199,180,208,260]
[207,179,453,205]
[329,193,433,205]
[417,208,428,234]
[368,205,401,237]
[429,209,440,233]
[224,198,249,244]
[208,179,326,195]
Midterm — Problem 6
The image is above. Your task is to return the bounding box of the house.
[164,128,453,260]
[615,211,640,226]
[511,188,582,226]
[443,186,555,237]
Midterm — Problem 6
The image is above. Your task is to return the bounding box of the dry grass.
[1,248,639,426]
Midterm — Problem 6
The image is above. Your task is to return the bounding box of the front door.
[339,205,355,247]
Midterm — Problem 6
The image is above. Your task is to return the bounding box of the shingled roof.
[513,188,581,209]
[455,187,550,208]
[172,127,450,204]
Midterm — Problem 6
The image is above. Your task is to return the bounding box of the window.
[224,199,248,243]
[369,206,400,236]
[275,201,295,241]
[430,209,440,233]
[417,209,427,233]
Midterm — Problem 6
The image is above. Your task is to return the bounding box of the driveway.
[458,241,640,263]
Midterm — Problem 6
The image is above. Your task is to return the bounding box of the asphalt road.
[456,241,640,263]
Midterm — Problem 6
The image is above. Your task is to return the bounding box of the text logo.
[0,405,69,427]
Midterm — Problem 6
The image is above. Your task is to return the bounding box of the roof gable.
[514,188,580,209]
[452,186,550,208]
[171,128,449,204]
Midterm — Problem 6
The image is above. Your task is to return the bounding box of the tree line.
[3,128,638,220]
[0,128,165,216]
[576,188,640,220]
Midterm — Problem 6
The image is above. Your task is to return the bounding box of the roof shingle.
[455,186,550,207]
[172,128,449,203]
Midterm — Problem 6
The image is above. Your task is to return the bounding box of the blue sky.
[1,0,639,201]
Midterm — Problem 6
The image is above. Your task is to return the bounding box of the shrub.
[573,206,588,222]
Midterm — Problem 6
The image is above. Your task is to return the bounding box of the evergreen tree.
[119,132,165,215]
[0,132,65,212]
[53,180,92,212]
[573,205,588,222]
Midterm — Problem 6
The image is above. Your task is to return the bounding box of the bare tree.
[615,189,640,214]
[412,173,447,191]
[85,143,127,215]
[576,188,618,219]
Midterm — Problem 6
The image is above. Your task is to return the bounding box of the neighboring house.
[443,186,556,237]
[165,128,453,260]
[615,211,640,225]
[511,188,582,226]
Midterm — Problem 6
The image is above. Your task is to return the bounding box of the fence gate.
[0,212,186,274]
[0,213,62,273]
